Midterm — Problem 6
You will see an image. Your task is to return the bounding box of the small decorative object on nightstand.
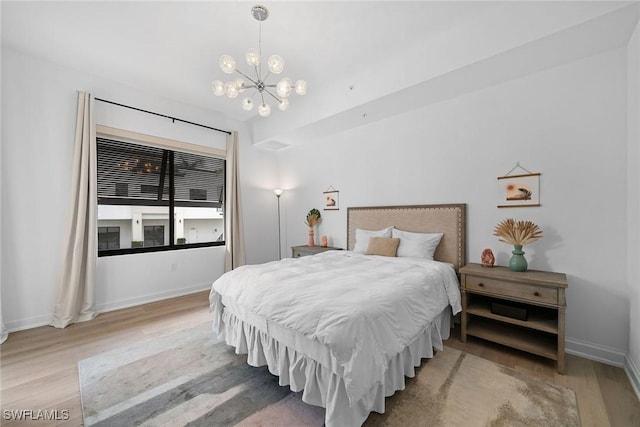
[460,263,567,374]
[291,245,341,258]
[305,208,322,247]
[493,218,543,272]
[481,248,495,267]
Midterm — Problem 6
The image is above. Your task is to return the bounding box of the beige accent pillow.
[366,237,400,257]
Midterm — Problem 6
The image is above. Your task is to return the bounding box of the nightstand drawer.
[465,275,558,305]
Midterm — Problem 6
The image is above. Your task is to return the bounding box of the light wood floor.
[1,291,639,426]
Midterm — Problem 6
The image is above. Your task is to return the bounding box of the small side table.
[459,263,568,374]
[291,245,342,258]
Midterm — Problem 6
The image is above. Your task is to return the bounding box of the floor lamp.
[274,189,283,260]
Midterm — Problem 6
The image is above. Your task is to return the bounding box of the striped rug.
[78,322,579,426]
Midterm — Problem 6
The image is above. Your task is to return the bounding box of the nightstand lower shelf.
[466,296,558,334]
[466,317,558,360]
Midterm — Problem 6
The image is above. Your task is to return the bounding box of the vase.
[509,245,528,272]
[308,228,315,247]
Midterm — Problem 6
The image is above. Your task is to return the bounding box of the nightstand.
[291,245,342,258]
[459,263,568,374]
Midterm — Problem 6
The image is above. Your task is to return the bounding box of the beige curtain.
[224,131,246,271]
[50,91,98,328]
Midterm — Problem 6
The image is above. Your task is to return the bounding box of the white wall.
[278,47,629,364]
[1,47,279,330]
[627,19,640,395]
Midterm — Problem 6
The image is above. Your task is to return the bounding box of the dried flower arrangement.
[493,218,542,246]
[305,208,322,228]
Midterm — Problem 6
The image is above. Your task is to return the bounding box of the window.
[98,226,120,250]
[144,225,165,247]
[97,137,225,256]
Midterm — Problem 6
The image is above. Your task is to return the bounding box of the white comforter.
[210,250,461,404]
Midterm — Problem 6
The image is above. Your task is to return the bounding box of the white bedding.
[209,250,461,406]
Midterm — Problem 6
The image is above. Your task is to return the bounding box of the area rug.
[78,323,580,426]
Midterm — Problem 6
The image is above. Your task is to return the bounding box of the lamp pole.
[274,189,283,260]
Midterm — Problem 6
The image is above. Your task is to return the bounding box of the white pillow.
[353,226,393,253]
[392,228,444,259]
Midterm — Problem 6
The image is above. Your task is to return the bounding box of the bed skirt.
[211,302,451,427]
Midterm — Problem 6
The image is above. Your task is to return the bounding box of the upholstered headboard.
[347,204,466,271]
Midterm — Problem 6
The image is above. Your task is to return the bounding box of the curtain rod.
[94,98,232,135]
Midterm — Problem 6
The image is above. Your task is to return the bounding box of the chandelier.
[211,5,307,118]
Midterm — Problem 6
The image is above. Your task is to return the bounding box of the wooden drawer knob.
[534,291,541,297]
[478,283,484,287]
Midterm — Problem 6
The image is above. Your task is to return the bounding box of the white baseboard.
[565,337,627,367]
[5,314,52,333]
[95,283,210,313]
[4,284,211,334]
[625,355,640,401]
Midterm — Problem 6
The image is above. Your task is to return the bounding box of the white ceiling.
[3,1,639,146]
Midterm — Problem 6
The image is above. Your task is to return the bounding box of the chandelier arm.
[263,88,283,104]
[235,69,259,86]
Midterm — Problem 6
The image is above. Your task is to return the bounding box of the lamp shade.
[278,98,289,111]
[219,55,237,74]
[273,188,284,196]
[276,78,293,98]
[267,55,285,74]
[211,80,225,96]
[242,98,254,111]
[258,103,272,117]
[245,48,260,67]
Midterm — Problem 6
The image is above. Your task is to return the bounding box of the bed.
[209,204,466,426]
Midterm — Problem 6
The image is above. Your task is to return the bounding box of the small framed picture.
[323,190,339,210]
[497,173,540,208]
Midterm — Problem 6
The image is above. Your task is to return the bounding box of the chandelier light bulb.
[278,98,289,111]
[245,48,260,67]
[258,103,272,117]
[267,55,285,74]
[276,77,293,98]
[235,78,246,92]
[294,80,307,95]
[225,81,239,98]
[219,55,237,74]
[242,97,254,111]
[211,80,225,96]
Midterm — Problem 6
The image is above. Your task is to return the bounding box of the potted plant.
[305,208,322,247]
[493,218,542,272]
[177,237,187,244]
